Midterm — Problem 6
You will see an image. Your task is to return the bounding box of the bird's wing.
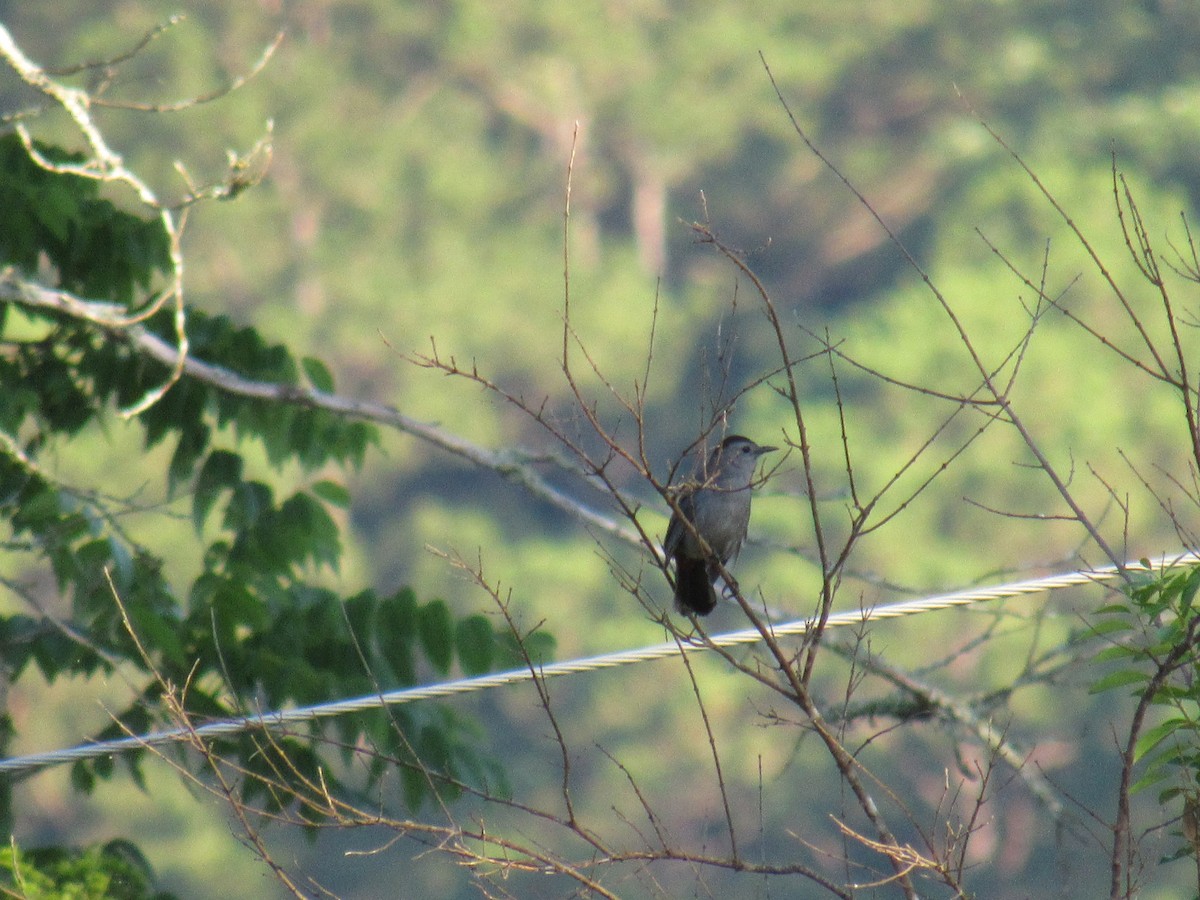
[662,491,695,557]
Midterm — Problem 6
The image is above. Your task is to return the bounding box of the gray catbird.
[663,435,776,615]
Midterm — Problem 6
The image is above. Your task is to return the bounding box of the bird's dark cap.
[719,435,777,454]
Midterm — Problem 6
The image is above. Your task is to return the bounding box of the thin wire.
[2,550,1194,778]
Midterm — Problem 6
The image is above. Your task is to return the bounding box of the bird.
[663,434,776,615]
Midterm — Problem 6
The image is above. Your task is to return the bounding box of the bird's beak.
[758,445,778,455]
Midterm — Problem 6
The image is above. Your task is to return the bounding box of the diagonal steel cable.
[1,551,1194,777]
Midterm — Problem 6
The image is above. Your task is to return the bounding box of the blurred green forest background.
[4,0,1200,897]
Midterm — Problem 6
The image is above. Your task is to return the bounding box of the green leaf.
[455,615,494,676]
[400,759,427,811]
[0,614,37,679]
[311,479,351,508]
[223,480,272,532]
[107,535,134,591]
[418,600,454,674]
[1088,618,1134,637]
[496,629,557,668]
[1149,686,1183,705]
[280,492,342,570]
[125,600,186,671]
[301,356,334,392]
[1089,669,1147,694]
[344,590,377,643]
[70,760,96,794]
[1181,566,1200,614]
[192,450,244,531]
[31,629,82,681]
[1130,765,1173,796]
[1094,645,1138,664]
[378,588,417,683]
[14,482,62,529]
[1159,786,1186,804]
[168,420,211,491]
[1134,717,1188,764]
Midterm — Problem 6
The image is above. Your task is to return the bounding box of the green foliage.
[455,614,495,676]
[496,626,556,669]
[0,132,555,844]
[0,839,174,900]
[0,134,171,305]
[1090,562,1200,856]
[417,598,454,674]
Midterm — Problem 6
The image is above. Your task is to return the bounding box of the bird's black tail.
[674,556,718,615]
